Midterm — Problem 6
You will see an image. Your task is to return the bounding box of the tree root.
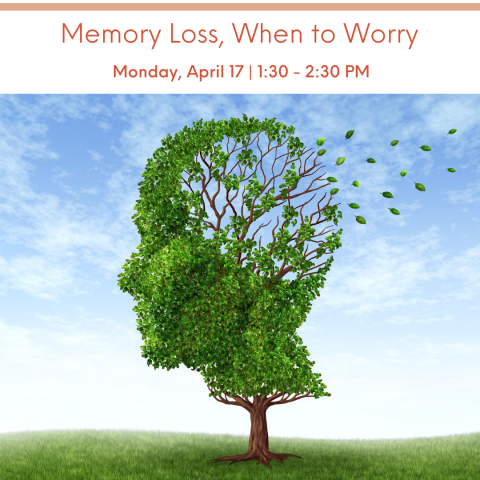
[210,450,302,469]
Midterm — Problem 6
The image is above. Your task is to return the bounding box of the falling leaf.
[335,156,346,166]
[330,188,339,195]
[381,192,394,198]
[327,176,337,183]
[414,182,426,192]
[354,215,366,224]
[388,208,400,215]
[447,168,456,172]
[345,130,355,139]
[317,149,327,156]
[348,203,360,209]
[447,129,457,135]
[419,145,432,151]
[390,140,399,146]
[317,137,326,146]
[351,180,361,188]
[366,158,376,163]
[400,170,408,177]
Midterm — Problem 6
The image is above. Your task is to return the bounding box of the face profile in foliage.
[118,114,457,468]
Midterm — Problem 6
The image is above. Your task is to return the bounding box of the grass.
[0,429,479,479]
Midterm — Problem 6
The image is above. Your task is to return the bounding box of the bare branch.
[266,391,319,406]
[207,386,238,405]
[207,386,254,411]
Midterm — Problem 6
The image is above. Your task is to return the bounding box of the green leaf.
[366,158,376,163]
[330,188,339,195]
[326,176,337,183]
[316,137,326,146]
[400,170,408,177]
[335,156,346,166]
[317,149,327,156]
[347,203,360,209]
[351,180,361,188]
[381,191,394,198]
[354,215,366,224]
[447,168,456,172]
[388,208,400,215]
[345,130,355,139]
[414,182,426,192]
[447,129,457,135]
[390,140,399,146]
[419,145,432,151]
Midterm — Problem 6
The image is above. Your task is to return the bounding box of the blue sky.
[1,94,479,441]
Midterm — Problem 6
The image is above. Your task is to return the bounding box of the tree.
[117,114,456,468]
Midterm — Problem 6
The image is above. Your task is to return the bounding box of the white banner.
[0,2,479,93]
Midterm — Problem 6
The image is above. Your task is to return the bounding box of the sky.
[0,94,479,442]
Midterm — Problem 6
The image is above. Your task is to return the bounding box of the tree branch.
[207,386,254,411]
[178,136,341,283]
[265,391,318,407]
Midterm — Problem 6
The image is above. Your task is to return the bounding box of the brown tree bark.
[209,392,302,468]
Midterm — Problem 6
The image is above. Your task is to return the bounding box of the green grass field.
[0,429,479,479]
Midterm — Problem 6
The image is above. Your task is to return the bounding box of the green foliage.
[118,115,460,409]
[118,114,340,401]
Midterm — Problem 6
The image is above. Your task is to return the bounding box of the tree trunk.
[210,394,302,468]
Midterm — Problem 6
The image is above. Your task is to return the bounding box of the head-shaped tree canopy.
[118,114,343,402]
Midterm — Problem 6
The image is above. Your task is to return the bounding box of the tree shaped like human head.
[118,114,346,468]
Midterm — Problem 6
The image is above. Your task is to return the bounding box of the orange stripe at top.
[0,3,480,12]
